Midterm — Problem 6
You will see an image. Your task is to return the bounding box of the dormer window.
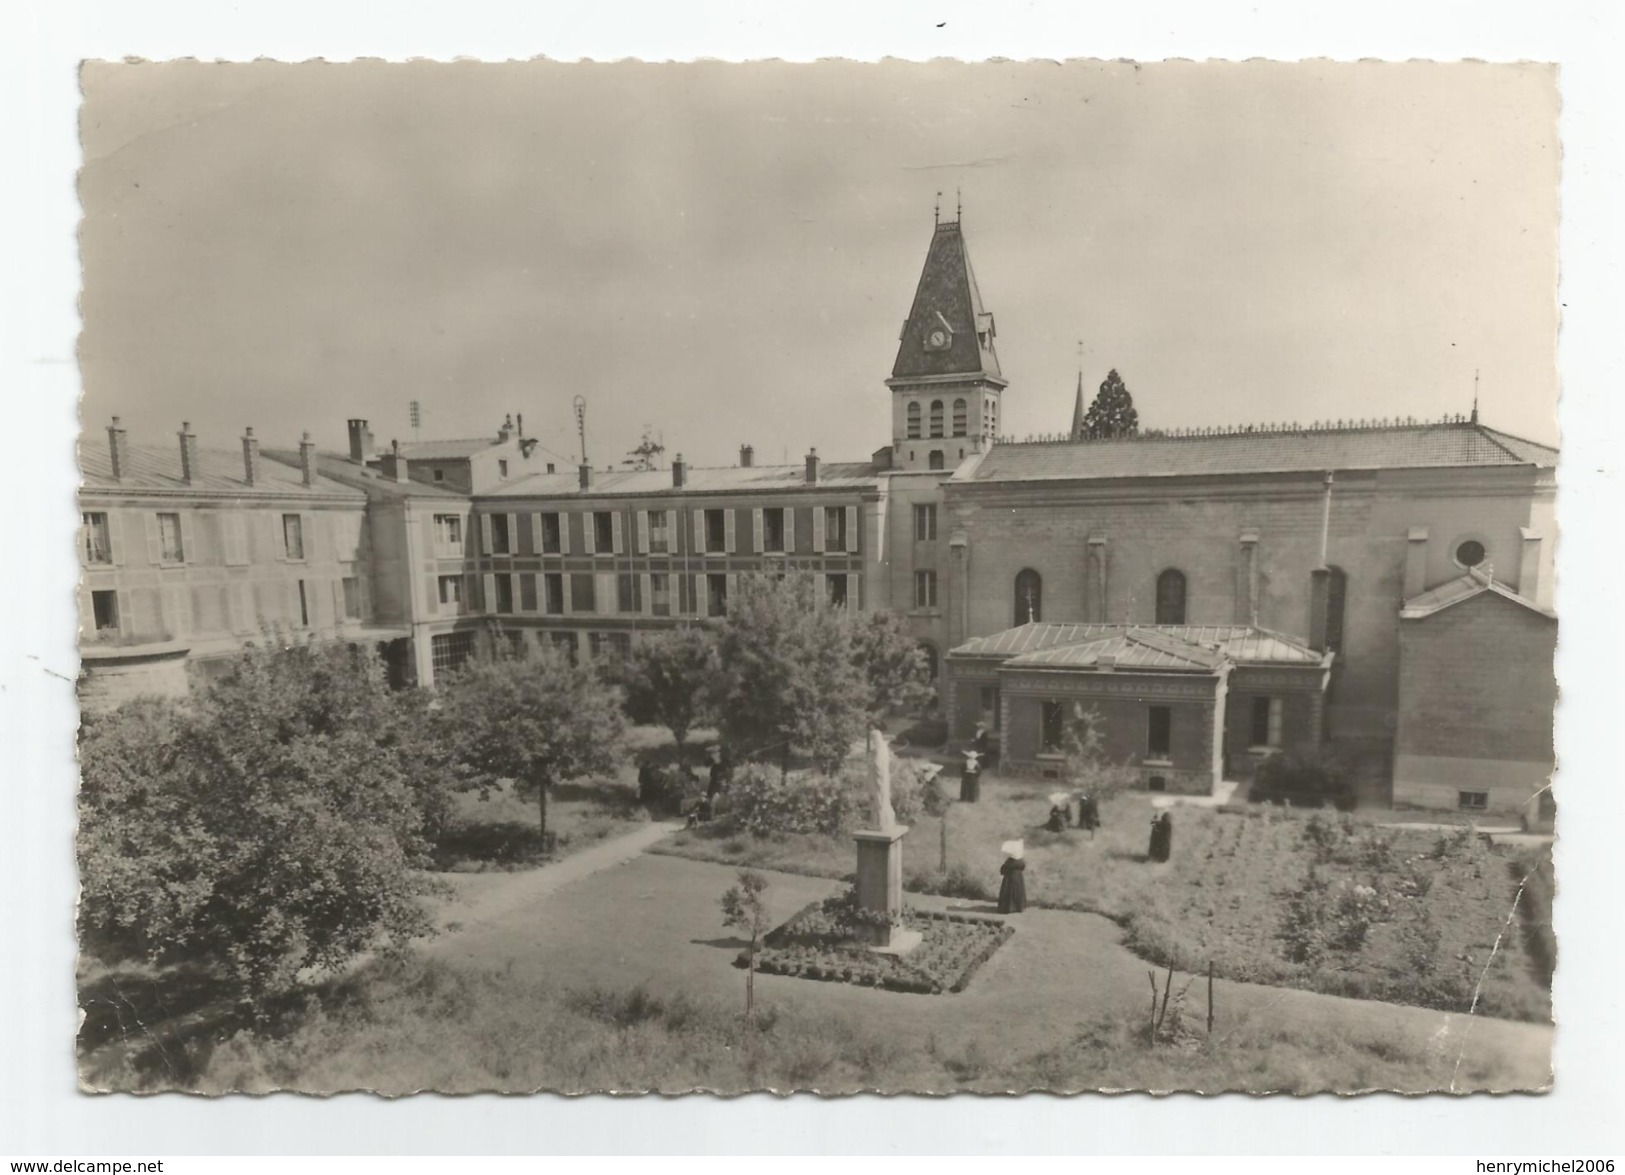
[498,459,509,479]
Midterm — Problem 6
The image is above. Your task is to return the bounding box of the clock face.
[928,328,948,349]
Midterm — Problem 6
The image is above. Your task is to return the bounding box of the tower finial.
[934,191,941,226]
[1472,368,1480,425]
[956,186,963,221]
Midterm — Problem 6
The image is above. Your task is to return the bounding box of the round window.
[1455,539,1486,568]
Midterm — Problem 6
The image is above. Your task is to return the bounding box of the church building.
[76,209,1558,815]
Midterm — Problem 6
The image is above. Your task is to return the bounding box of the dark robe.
[960,765,981,803]
[1045,806,1066,833]
[997,857,1027,913]
[1080,795,1100,832]
[1148,812,1173,862]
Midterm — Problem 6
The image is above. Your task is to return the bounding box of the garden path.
[429,820,685,937]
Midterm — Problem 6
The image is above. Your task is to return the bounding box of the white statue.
[866,726,897,831]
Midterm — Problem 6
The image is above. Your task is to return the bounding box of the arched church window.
[928,450,945,471]
[1155,569,1187,625]
[930,400,945,438]
[1015,569,1043,625]
[1325,565,1348,654]
[952,399,968,436]
[906,402,921,440]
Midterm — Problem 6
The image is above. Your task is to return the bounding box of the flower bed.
[741,892,1014,995]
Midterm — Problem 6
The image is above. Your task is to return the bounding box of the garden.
[743,888,1013,995]
[654,769,1555,1023]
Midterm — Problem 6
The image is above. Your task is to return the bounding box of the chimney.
[390,439,408,482]
[346,418,373,463]
[578,463,593,490]
[1308,568,1331,653]
[241,427,261,485]
[499,413,515,442]
[299,430,317,487]
[805,447,820,485]
[739,444,754,468]
[516,413,524,440]
[178,421,200,484]
[106,417,129,481]
[672,454,687,488]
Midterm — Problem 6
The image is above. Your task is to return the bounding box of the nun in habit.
[997,839,1027,914]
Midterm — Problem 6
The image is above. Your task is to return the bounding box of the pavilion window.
[929,400,945,438]
[1014,568,1042,625]
[1155,569,1187,625]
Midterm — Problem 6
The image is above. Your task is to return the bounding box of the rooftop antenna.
[956,187,963,222]
[408,399,421,443]
[934,191,942,227]
[572,394,588,466]
[1471,368,1480,425]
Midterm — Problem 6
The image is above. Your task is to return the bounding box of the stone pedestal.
[853,825,909,949]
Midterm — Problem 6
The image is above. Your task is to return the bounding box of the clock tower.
[886,211,1007,472]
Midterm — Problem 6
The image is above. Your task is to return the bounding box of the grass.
[428,724,700,872]
[80,956,1547,1095]
[651,772,1554,1022]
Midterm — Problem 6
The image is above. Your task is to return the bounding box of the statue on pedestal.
[866,725,897,832]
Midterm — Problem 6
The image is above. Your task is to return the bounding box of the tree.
[620,624,719,763]
[848,609,935,721]
[77,644,442,999]
[1060,702,1140,801]
[437,644,628,845]
[720,869,772,1018]
[622,425,666,471]
[1081,368,1139,439]
[712,572,866,778]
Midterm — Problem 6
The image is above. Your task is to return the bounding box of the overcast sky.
[78,60,1560,469]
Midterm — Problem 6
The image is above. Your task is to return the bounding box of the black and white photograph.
[68,57,1562,1098]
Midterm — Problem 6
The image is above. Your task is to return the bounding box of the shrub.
[1253,744,1354,811]
[719,762,850,837]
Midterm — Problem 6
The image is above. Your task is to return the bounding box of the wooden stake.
[1202,962,1215,1040]
[940,803,950,872]
[1147,971,1158,1045]
[1156,963,1174,1037]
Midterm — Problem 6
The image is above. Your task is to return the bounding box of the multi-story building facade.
[77,211,1558,813]
[77,419,380,709]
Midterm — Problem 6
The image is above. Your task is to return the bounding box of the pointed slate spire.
[889,218,1005,386]
[1071,370,1087,441]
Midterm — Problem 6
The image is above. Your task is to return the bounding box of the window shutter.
[145,514,162,564]
[422,513,438,561]
[167,584,194,637]
[752,508,764,553]
[845,506,859,553]
[331,579,345,628]
[611,512,624,555]
[583,513,597,555]
[562,574,574,616]
[813,507,826,553]
[640,573,652,615]
[76,583,93,639]
[481,514,494,558]
[597,572,616,612]
[263,513,282,563]
[179,513,196,564]
[558,513,571,555]
[222,514,243,566]
[636,511,648,554]
[222,581,242,633]
[105,511,123,565]
[724,511,737,554]
[236,583,257,633]
[692,510,704,553]
[302,513,317,562]
[507,514,519,557]
[531,513,544,557]
[484,574,497,615]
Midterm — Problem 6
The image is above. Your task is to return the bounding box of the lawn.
[80,851,1553,1094]
[428,724,698,872]
[651,770,1554,1023]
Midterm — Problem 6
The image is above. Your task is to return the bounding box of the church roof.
[955,420,1557,484]
[951,622,1325,668]
[888,219,1004,386]
[1400,570,1556,621]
